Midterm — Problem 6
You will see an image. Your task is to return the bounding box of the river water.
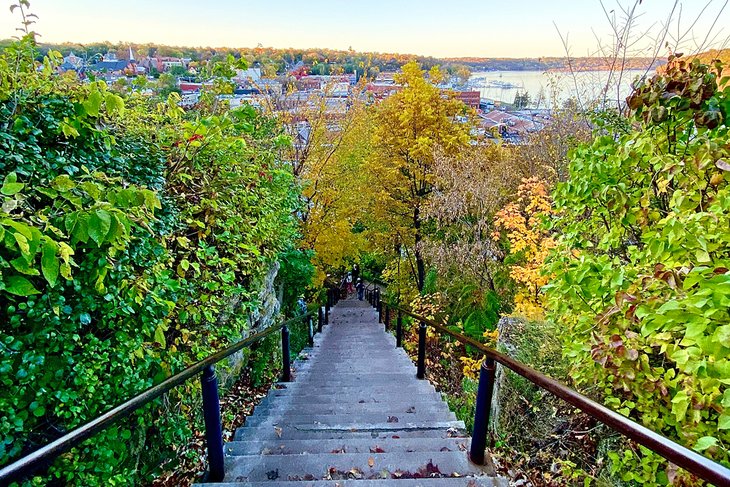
[469,69,649,106]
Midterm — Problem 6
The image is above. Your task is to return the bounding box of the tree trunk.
[413,206,425,291]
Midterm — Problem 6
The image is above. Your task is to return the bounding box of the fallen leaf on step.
[405,406,416,413]
[370,446,385,453]
[387,416,399,423]
[274,426,282,438]
[266,469,279,480]
[368,457,375,467]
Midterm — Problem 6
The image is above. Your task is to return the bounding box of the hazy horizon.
[2,0,729,59]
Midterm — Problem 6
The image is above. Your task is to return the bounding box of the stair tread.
[225,437,471,456]
[221,451,494,481]
[195,479,506,486]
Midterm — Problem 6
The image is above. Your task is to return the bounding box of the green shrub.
[547,56,730,484]
[0,36,302,485]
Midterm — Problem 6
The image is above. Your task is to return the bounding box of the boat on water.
[468,79,523,89]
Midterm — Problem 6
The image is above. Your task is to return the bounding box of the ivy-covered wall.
[0,37,303,485]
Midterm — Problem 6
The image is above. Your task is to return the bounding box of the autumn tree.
[423,145,513,294]
[269,83,372,282]
[366,61,473,291]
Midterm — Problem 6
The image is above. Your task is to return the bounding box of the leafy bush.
[0,36,302,485]
[547,56,730,483]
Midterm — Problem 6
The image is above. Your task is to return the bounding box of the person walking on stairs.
[356,278,364,300]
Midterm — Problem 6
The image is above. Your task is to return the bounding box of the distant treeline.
[445,56,666,72]
[0,39,666,75]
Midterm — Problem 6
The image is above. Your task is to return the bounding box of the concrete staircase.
[195,299,506,486]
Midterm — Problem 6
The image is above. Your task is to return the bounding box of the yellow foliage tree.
[366,61,474,291]
[274,86,373,284]
[493,177,555,320]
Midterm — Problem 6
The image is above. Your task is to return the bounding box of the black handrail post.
[281,325,291,382]
[307,315,314,347]
[325,301,330,325]
[396,310,403,348]
[201,365,225,482]
[376,289,382,322]
[317,306,324,333]
[470,357,496,465]
[417,322,427,379]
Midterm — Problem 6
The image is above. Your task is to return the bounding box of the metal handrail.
[0,305,328,484]
[383,303,730,485]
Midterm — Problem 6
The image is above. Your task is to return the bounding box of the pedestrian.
[346,272,354,295]
[352,264,360,283]
[356,278,364,301]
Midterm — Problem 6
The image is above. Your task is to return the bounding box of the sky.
[2,0,729,58]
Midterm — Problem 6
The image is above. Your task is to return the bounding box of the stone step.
[289,379,425,388]
[243,411,458,428]
[234,418,466,441]
[224,437,471,456]
[233,421,467,441]
[255,392,446,407]
[295,356,411,364]
[253,400,451,416]
[195,479,506,487]
[267,384,436,395]
[295,365,415,375]
[293,372,418,380]
[221,451,494,481]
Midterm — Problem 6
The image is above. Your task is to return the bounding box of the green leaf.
[66,212,90,244]
[1,172,24,196]
[3,275,40,296]
[12,232,30,256]
[693,436,718,451]
[105,92,125,115]
[671,390,689,421]
[83,89,104,117]
[88,209,112,246]
[51,175,76,192]
[41,239,60,287]
[154,325,166,348]
[718,413,730,430]
[10,256,39,276]
[715,325,730,348]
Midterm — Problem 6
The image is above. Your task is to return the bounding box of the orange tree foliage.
[546,57,730,483]
[493,178,555,320]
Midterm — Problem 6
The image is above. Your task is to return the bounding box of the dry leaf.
[368,456,375,467]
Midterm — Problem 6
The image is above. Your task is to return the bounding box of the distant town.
[26,42,665,145]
